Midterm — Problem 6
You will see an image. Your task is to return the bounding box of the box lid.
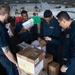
[17,47,44,61]
[49,62,59,67]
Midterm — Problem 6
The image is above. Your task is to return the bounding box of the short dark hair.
[0,4,10,15]
[56,11,71,21]
[21,10,27,15]
[44,10,52,18]
[33,13,36,16]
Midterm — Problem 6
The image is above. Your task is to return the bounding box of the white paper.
[22,19,34,29]
[7,28,13,37]
[17,42,31,50]
[5,23,10,29]
[5,23,13,37]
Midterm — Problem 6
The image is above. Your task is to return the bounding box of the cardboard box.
[16,42,31,51]
[48,61,60,75]
[18,68,42,75]
[44,52,53,72]
[16,47,44,75]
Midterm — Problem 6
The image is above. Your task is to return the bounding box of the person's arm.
[44,23,61,45]
[0,26,18,67]
[44,36,61,45]
[1,46,18,67]
[18,27,27,34]
[51,25,61,45]
[14,22,27,35]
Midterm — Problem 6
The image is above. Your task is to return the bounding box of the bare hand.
[28,29,30,32]
[44,36,52,41]
[40,40,46,45]
[21,28,27,32]
[60,65,68,73]
[28,26,32,32]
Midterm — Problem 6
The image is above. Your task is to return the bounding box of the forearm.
[5,50,18,66]
[18,29,24,34]
[18,28,27,34]
[1,46,18,67]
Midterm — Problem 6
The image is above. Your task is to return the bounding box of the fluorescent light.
[64,2,67,4]
[15,1,19,3]
[51,1,55,3]
[26,0,30,2]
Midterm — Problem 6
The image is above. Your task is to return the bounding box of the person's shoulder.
[16,20,22,25]
[0,22,4,31]
[41,19,46,24]
[71,20,75,28]
[42,19,45,22]
[52,17,59,26]
[72,20,75,24]
[52,17,58,23]
[0,24,2,31]
[70,20,75,33]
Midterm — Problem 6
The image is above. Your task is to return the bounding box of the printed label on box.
[35,58,39,65]
[31,52,38,57]
[35,60,43,75]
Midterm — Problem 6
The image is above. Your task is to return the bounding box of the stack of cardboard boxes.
[44,53,60,75]
[16,47,44,75]
[16,43,60,75]
[44,52,53,73]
